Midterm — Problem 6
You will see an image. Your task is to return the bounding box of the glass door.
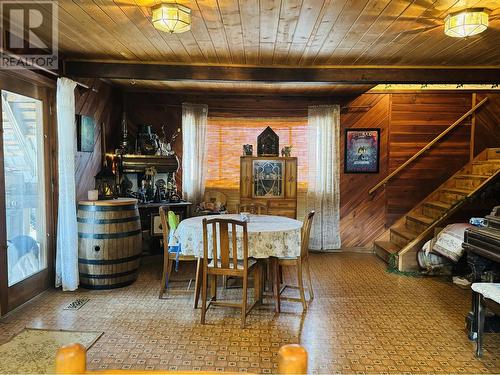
[2,90,47,285]
[0,77,54,314]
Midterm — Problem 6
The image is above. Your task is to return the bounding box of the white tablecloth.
[171,214,302,258]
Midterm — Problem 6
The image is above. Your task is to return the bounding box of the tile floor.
[0,252,499,374]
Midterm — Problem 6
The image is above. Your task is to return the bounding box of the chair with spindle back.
[277,211,315,310]
[200,218,262,328]
[238,203,268,215]
[159,206,201,303]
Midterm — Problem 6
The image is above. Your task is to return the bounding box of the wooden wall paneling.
[385,92,472,225]
[474,93,500,156]
[339,93,390,248]
[74,79,122,201]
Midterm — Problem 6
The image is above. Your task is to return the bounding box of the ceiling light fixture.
[444,8,489,38]
[151,3,191,34]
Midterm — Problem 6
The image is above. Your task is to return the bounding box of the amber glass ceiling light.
[444,8,489,38]
[151,3,191,33]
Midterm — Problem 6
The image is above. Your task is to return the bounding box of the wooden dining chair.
[276,211,315,310]
[159,206,201,303]
[238,202,268,215]
[200,218,262,328]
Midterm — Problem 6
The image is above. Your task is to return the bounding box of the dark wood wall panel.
[475,93,500,156]
[109,90,499,249]
[340,94,390,247]
[75,79,122,201]
[386,93,472,225]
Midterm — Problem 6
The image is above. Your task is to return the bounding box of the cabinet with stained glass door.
[240,157,297,218]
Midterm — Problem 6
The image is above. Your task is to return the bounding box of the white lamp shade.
[444,8,489,38]
[152,3,191,34]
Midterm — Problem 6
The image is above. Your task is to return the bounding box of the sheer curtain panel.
[181,103,208,204]
[306,105,341,251]
[55,78,79,291]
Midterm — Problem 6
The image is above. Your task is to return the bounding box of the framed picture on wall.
[76,114,95,152]
[344,128,380,173]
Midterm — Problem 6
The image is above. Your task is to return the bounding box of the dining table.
[171,213,303,312]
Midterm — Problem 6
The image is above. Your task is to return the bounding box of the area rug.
[0,328,102,374]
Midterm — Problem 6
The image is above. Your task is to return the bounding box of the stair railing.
[368,97,488,195]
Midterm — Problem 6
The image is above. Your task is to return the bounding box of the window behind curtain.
[206,117,308,189]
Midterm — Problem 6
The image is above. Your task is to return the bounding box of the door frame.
[0,71,57,315]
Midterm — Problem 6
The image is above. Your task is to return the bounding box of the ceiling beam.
[64,61,500,84]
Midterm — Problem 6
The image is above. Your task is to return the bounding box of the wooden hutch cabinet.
[240,156,297,219]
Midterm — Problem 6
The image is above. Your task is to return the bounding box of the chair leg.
[241,274,248,328]
[476,292,486,357]
[193,258,202,309]
[279,265,283,285]
[272,258,281,313]
[305,257,314,301]
[297,261,307,310]
[254,263,262,304]
[200,268,208,325]
[159,251,169,299]
[210,275,217,301]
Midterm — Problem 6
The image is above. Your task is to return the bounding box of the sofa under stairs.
[374,148,500,272]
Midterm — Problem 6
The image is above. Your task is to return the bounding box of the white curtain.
[55,77,79,291]
[306,105,341,251]
[181,103,208,204]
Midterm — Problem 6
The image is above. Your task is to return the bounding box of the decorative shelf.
[117,154,179,174]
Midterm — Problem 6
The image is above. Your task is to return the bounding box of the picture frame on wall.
[76,114,95,152]
[344,128,380,173]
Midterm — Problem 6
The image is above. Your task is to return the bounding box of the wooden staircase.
[374,148,500,272]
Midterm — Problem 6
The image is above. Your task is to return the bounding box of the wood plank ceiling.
[49,0,500,66]
[21,0,500,92]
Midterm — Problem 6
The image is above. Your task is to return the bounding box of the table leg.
[271,257,281,313]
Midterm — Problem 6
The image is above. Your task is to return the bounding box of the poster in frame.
[344,128,380,173]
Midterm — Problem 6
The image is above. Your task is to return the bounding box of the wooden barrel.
[77,198,142,289]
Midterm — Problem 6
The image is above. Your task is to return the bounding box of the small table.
[172,214,303,312]
[172,214,302,258]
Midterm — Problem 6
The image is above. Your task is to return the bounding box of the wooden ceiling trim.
[65,62,500,83]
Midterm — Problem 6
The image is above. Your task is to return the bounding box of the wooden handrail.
[368,97,488,195]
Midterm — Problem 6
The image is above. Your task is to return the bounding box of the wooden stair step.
[454,174,489,180]
[406,213,434,225]
[374,240,401,262]
[391,226,419,241]
[424,200,452,210]
[440,187,473,195]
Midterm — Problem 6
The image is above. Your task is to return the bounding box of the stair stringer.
[372,148,500,272]
[397,166,499,271]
